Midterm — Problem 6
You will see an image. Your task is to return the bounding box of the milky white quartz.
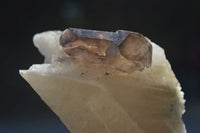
[19,29,186,133]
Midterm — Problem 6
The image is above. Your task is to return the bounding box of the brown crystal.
[59,28,152,73]
[119,33,152,69]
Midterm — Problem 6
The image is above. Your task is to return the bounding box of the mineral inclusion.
[59,28,152,73]
[19,28,186,133]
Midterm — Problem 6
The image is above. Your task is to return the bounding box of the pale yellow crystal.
[19,30,186,133]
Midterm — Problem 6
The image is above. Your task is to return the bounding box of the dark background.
[1,0,200,133]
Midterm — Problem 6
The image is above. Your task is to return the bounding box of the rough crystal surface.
[19,28,186,133]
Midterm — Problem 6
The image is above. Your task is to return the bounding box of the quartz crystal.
[19,28,186,133]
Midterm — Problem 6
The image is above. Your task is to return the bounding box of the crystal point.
[19,28,186,133]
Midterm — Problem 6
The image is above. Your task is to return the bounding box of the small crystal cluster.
[59,28,152,73]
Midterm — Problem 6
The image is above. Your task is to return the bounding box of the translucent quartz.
[19,28,186,133]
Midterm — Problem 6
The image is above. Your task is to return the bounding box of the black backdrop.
[1,0,200,133]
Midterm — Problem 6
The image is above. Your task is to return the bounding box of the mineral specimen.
[19,28,186,133]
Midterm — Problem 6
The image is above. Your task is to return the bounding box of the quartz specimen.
[19,28,186,133]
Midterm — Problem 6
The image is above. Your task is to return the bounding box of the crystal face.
[60,28,152,73]
[19,28,186,133]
